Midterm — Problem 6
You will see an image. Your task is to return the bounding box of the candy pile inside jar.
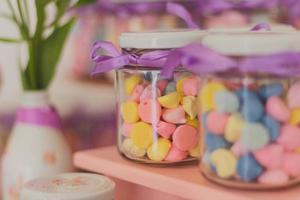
[199,31,300,188]
[119,70,201,163]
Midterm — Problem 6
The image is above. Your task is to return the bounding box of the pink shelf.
[74,146,300,200]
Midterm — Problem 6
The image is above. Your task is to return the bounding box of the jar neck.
[20,91,50,108]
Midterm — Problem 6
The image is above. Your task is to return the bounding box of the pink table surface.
[73,146,300,200]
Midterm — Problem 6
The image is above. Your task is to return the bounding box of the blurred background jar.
[111,30,206,164]
[198,31,300,189]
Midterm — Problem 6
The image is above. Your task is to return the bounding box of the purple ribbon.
[16,106,62,129]
[200,0,279,14]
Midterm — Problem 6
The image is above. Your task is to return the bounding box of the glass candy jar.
[116,30,205,164]
[198,31,300,189]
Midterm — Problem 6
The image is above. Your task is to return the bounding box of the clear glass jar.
[199,31,300,189]
[116,30,205,164]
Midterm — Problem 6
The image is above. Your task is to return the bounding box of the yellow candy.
[187,116,198,128]
[182,96,198,119]
[289,108,300,125]
[122,138,146,158]
[210,149,237,179]
[121,101,139,123]
[176,77,189,95]
[189,143,201,158]
[296,148,300,153]
[158,92,181,109]
[125,75,142,94]
[147,138,171,161]
[131,122,153,149]
[200,82,226,112]
[224,113,244,143]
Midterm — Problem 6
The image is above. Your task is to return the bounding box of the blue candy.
[164,81,176,94]
[237,154,263,182]
[239,90,264,122]
[205,132,230,152]
[259,83,284,100]
[214,90,239,113]
[262,115,280,142]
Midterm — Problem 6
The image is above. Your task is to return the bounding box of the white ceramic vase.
[2,91,73,200]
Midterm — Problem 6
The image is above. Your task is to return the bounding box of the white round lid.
[119,29,206,49]
[20,173,115,200]
[208,24,297,33]
[202,30,300,56]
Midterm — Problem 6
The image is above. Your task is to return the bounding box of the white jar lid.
[20,173,115,200]
[202,30,300,56]
[208,24,297,33]
[119,29,207,49]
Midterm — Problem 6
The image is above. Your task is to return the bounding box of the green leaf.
[73,0,97,7]
[38,19,75,89]
[0,37,23,43]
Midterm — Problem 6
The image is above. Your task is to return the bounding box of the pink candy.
[254,144,284,170]
[277,125,300,151]
[138,99,162,124]
[266,96,290,122]
[206,111,229,135]
[231,140,248,157]
[182,76,200,96]
[157,80,168,93]
[173,125,198,151]
[122,123,133,137]
[140,85,161,102]
[283,153,300,178]
[258,170,289,185]
[287,82,300,108]
[156,121,176,139]
[162,106,186,124]
[130,84,144,102]
[165,145,188,162]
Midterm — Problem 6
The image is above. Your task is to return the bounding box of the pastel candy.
[121,101,140,123]
[266,96,290,122]
[186,116,198,128]
[240,90,264,122]
[206,111,229,135]
[236,88,258,100]
[138,99,162,123]
[214,90,239,113]
[147,138,171,161]
[122,123,133,137]
[189,143,200,158]
[224,113,244,143]
[157,79,168,92]
[237,154,263,182]
[162,106,186,124]
[241,122,270,151]
[182,76,199,96]
[287,81,300,108]
[123,138,146,158]
[176,76,189,95]
[205,132,230,152]
[283,152,300,177]
[165,145,188,162]
[258,170,289,185]
[289,108,300,125]
[125,75,142,94]
[173,125,198,151]
[262,115,280,142]
[254,144,284,169]
[200,82,226,112]
[130,84,144,102]
[203,151,212,166]
[140,85,161,101]
[277,125,300,151]
[210,149,237,179]
[259,83,284,100]
[182,96,198,119]
[130,122,153,149]
[231,140,248,157]
[164,81,176,94]
[158,92,181,109]
[156,121,176,139]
